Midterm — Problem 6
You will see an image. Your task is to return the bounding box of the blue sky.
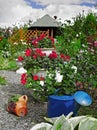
[24,0,47,9]
[24,0,96,8]
[0,0,97,27]
[80,2,96,7]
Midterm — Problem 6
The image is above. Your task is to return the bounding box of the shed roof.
[31,14,60,27]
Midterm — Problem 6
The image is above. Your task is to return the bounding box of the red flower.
[33,54,37,59]
[33,75,39,81]
[35,49,46,57]
[25,48,32,56]
[32,40,38,47]
[21,79,27,85]
[49,36,54,44]
[40,76,45,81]
[21,73,27,79]
[48,51,58,59]
[18,56,23,61]
[60,54,70,61]
[60,54,65,59]
[21,73,27,85]
[35,48,42,53]
[64,55,70,61]
[38,34,45,40]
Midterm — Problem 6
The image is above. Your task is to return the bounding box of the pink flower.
[76,81,84,89]
[94,41,97,47]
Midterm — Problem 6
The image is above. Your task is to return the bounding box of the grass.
[0,53,18,85]
[0,56,18,70]
[0,76,7,85]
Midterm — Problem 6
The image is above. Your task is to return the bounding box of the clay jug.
[7,95,28,117]
[15,95,28,116]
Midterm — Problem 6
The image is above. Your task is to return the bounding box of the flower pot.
[41,48,56,56]
[7,95,28,117]
[33,69,46,78]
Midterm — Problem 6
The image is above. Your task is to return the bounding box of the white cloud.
[0,0,32,27]
[0,0,97,28]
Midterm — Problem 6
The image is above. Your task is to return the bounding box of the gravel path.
[0,70,47,130]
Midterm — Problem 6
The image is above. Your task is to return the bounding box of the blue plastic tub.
[47,95,75,118]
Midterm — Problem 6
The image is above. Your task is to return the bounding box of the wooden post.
[51,28,53,37]
[19,28,23,40]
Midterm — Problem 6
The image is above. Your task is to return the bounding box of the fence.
[8,29,50,43]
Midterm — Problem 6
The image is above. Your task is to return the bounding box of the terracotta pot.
[7,95,28,117]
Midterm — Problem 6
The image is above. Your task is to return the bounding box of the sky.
[0,0,97,28]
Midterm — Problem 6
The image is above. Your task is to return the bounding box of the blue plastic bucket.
[47,94,75,118]
[47,90,92,118]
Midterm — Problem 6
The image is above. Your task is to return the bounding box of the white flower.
[40,81,44,86]
[71,65,77,73]
[21,41,27,45]
[76,34,79,37]
[14,42,18,45]
[55,71,63,82]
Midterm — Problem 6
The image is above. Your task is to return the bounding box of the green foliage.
[78,117,97,130]
[83,12,97,36]
[0,55,17,70]
[55,11,97,91]
[8,94,21,103]
[31,113,97,130]
[0,37,10,51]
[55,11,97,56]
[0,76,7,85]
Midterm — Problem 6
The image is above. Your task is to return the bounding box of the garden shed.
[28,14,61,38]
[8,14,61,43]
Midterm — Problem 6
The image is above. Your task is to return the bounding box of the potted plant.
[17,29,95,116]
[18,47,73,101]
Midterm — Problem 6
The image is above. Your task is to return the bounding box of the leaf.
[66,112,73,119]
[68,116,87,129]
[30,122,52,130]
[51,115,73,130]
[44,112,73,125]
[78,117,97,130]
[44,117,58,124]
